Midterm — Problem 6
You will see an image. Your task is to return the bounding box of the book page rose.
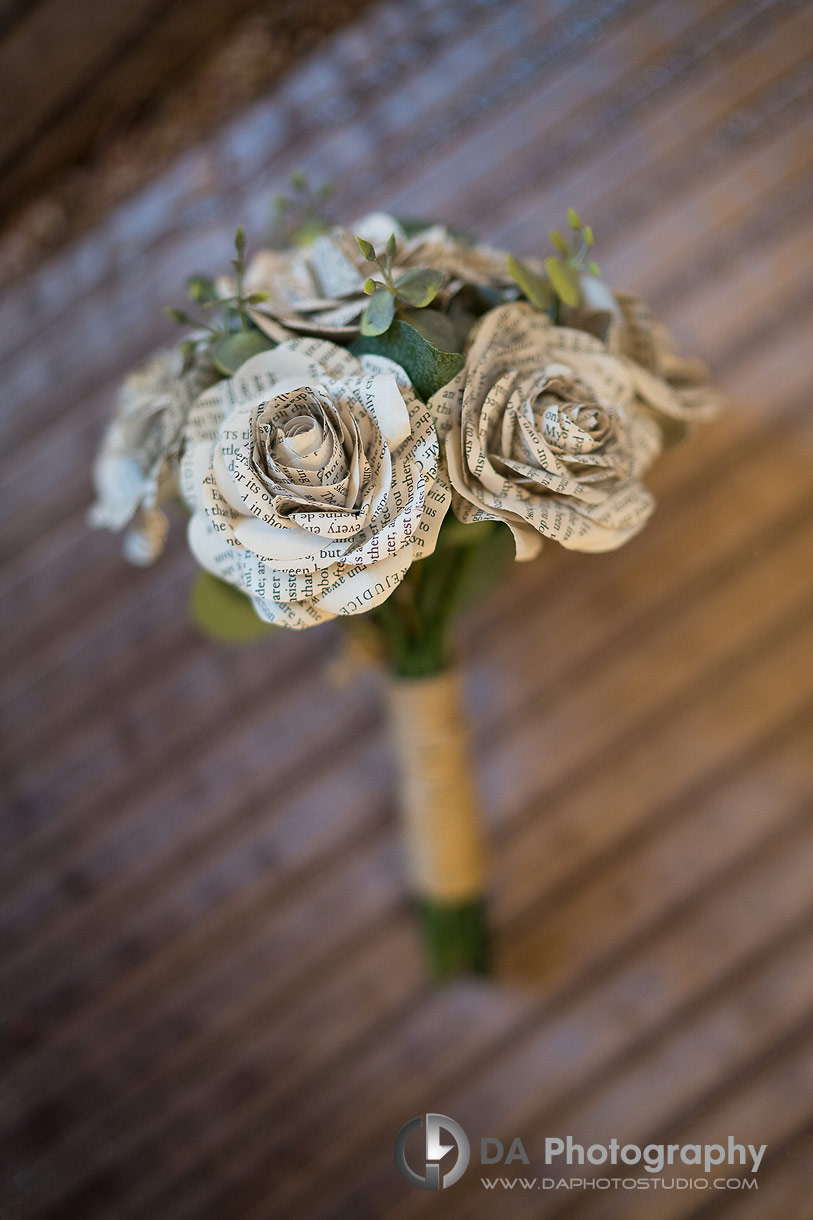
[89,349,211,565]
[240,215,514,343]
[180,337,450,628]
[430,303,663,559]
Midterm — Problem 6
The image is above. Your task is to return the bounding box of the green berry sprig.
[507,207,601,316]
[544,207,600,307]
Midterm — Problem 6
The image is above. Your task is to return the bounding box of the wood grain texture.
[1,0,812,1217]
[0,0,302,222]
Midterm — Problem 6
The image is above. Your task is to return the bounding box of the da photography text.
[394,1114,765,1193]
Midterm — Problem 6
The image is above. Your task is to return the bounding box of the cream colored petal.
[630,362,692,419]
[277,336,362,380]
[188,511,244,585]
[251,594,334,629]
[201,460,242,543]
[451,483,541,561]
[356,372,411,449]
[316,551,411,616]
[411,472,451,559]
[358,353,413,389]
[428,370,466,442]
[233,516,346,570]
[247,309,295,343]
[179,436,213,513]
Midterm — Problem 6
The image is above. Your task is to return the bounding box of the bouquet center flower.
[245,385,362,519]
[180,342,450,628]
[268,401,333,470]
[529,369,616,454]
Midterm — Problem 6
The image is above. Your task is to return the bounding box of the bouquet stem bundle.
[369,525,508,978]
[387,670,489,979]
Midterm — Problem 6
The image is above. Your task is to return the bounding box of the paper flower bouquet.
[90,181,720,978]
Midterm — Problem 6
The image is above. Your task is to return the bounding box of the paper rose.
[180,336,451,628]
[240,214,514,343]
[430,303,664,559]
[240,225,381,342]
[89,349,209,564]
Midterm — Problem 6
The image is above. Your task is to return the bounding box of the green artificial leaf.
[548,229,569,255]
[190,572,276,644]
[351,318,464,400]
[567,207,581,230]
[507,254,554,312]
[397,306,462,351]
[545,257,580,307]
[211,328,274,375]
[355,235,376,261]
[360,289,396,336]
[393,267,444,307]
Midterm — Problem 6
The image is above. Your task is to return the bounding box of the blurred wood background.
[1,0,812,1217]
[0,0,257,224]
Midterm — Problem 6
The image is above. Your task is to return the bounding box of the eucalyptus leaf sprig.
[356,233,445,337]
[507,207,601,318]
[231,225,249,330]
[164,227,274,375]
[207,226,272,331]
[270,170,335,248]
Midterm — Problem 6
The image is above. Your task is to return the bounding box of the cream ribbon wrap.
[387,670,487,902]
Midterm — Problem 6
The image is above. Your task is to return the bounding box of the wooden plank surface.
[1,0,812,1217]
[0,0,345,227]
